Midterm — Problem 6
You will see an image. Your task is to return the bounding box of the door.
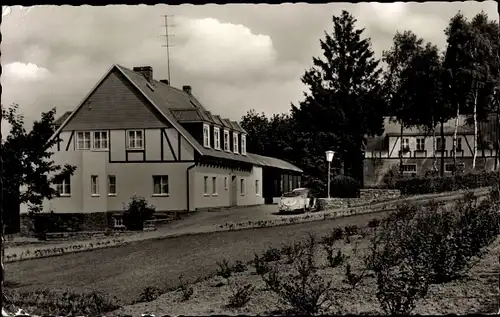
[231,175,238,206]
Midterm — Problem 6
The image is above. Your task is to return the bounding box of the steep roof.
[49,64,301,173]
[383,116,475,136]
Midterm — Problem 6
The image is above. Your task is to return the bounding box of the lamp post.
[326,150,335,199]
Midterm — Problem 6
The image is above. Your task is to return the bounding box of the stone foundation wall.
[317,189,401,211]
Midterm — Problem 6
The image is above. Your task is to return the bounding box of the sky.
[1,2,499,137]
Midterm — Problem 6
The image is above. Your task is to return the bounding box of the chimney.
[182,85,192,95]
[160,79,169,85]
[133,66,153,82]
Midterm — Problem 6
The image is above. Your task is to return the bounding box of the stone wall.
[317,188,401,211]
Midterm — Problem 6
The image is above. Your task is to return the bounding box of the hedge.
[394,171,500,195]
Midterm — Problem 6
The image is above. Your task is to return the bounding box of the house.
[20,64,302,232]
[364,116,499,186]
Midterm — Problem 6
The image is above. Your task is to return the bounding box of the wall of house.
[364,156,500,187]
[192,165,264,209]
[386,134,476,158]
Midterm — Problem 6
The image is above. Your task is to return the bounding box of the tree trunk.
[478,121,487,168]
[496,108,500,170]
[399,123,404,176]
[473,86,479,170]
[440,121,445,177]
[432,115,438,173]
[452,104,460,176]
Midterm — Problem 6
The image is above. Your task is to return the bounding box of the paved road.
[4,190,487,305]
[5,209,392,304]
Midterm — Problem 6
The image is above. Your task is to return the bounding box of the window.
[241,135,247,155]
[289,180,293,191]
[55,175,71,196]
[128,130,144,149]
[76,132,91,149]
[416,138,425,151]
[108,175,116,196]
[212,177,217,195]
[240,178,245,195]
[203,124,210,148]
[402,138,410,151]
[223,130,230,151]
[93,131,109,150]
[445,163,465,173]
[255,180,260,196]
[401,164,417,174]
[233,133,239,154]
[214,127,221,150]
[224,177,228,190]
[204,176,209,195]
[113,217,124,227]
[457,137,462,151]
[91,175,99,196]
[437,138,446,151]
[153,175,169,195]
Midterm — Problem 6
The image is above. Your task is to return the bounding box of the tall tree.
[1,104,76,234]
[240,110,271,155]
[293,10,386,191]
[382,31,425,176]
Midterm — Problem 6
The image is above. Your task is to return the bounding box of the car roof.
[292,188,308,191]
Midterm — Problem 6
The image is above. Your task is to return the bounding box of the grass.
[109,229,500,316]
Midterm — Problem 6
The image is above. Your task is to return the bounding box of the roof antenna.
[161,14,175,86]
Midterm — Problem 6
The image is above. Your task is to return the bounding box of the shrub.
[262,246,281,262]
[178,275,194,301]
[281,242,303,264]
[232,260,247,273]
[3,289,119,316]
[216,259,232,278]
[330,175,360,198]
[325,249,345,268]
[253,253,271,276]
[343,263,366,289]
[122,195,156,231]
[321,228,343,246]
[138,286,162,302]
[227,282,255,308]
[344,225,359,236]
[367,218,380,228]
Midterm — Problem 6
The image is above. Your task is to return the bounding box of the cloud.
[3,62,51,81]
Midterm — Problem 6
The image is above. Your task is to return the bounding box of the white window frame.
[223,130,230,152]
[233,133,239,154]
[241,134,247,155]
[240,178,245,195]
[127,130,144,150]
[113,217,124,228]
[204,176,209,196]
[445,163,465,173]
[108,175,117,196]
[214,127,221,150]
[93,131,109,150]
[203,124,211,148]
[255,179,260,196]
[153,175,169,196]
[416,138,425,151]
[402,138,410,151]
[55,175,71,196]
[212,176,217,196]
[401,164,417,174]
[224,177,228,190]
[437,138,446,151]
[91,175,99,196]
[76,131,91,150]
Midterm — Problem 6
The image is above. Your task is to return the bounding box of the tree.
[293,10,386,191]
[382,31,425,176]
[1,104,76,234]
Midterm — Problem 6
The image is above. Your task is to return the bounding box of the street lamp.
[326,150,335,199]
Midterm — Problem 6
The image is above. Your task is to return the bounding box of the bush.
[122,195,156,231]
[227,282,255,308]
[281,242,303,264]
[3,289,119,316]
[232,261,247,273]
[178,275,194,301]
[262,246,281,262]
[367,218,381,228]
[325,249,345,268]
[344,225,359,236]
[138,286,162,302]
[216,259,232,278]
[330,175,360,198]
[253,254,271,276]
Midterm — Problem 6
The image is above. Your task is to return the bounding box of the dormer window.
[203,124,211,148]
[241,134,247,155]
[214,127,221,150]
[223,130,230,152]
[233,133,239,154]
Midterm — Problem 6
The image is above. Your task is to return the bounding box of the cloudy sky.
[1,2,498,136]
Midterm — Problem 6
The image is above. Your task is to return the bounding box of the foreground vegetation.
[5,185,498,316]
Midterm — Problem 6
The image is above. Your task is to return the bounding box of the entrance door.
[231,176,238,206]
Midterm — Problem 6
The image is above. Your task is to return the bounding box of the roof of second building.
[247,153,303,173]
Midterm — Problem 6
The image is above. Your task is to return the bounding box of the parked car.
[278,188,318,214]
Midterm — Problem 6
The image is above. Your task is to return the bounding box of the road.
[5,209,392,305]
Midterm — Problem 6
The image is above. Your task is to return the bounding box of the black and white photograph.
[2,1,500,316]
